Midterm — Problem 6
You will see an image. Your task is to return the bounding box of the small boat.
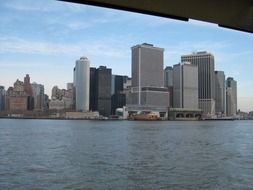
[131,111,159,121]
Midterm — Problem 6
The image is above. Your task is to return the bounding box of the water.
[0,119,253,190]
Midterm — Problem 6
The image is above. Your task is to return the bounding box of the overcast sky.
[0,0,252,111]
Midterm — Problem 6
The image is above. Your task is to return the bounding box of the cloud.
[0,36,128,59]
[169,40,229,53]
[189,19,218,28]
[3,0,218,30]
[3,0,84,13]
[0,37,77,55]
[1,0,185,33]
[3,0,48,12]
[45,15,122,31]
[161,40,230,65]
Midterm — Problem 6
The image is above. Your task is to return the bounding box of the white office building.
[173,62,198,109]
[74,57,90,112]
[129,43,169,107]
[181,51,215,117]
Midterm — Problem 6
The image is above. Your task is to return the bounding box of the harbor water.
[0,119,253,190]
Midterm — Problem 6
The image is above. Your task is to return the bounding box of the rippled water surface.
[0,119,253,190]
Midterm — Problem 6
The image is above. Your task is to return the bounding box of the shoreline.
[0,116,118,121]
[0,116,249,121]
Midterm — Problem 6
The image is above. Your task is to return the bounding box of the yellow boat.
[131,111,159,121]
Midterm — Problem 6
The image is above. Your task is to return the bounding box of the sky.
[0,0,252,112]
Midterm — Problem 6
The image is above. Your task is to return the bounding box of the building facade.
[74,57,90,112]
[49,85,74,110]
[226,77,237,116]
[0,86,6,111]
[24,74,34,110]
[96,66,112,116]
[0,86,5,111]
[164,66,173,87]
[181,51,215,117]
[89,67,97,111]
[132,43,164,92]
[5,75,35,112]
[128,87,170,107]
[164,66,173,107]
[31,83,45,111]
[90,66,112,116]
[6,80,28,111]
[123,77,132,91]
[111,75,126,115]
[215,71,226,116]
[24,74,33,97]
[129,43,169,107]
[173,62,198,109]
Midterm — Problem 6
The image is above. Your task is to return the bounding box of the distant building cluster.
[0,43,242,119]
[49,84,74,110]
[179,51,237,118]
[0,74,46,114]
[124,44,238,119]
[72,58,129,117]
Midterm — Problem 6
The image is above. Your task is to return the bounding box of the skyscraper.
[73,67,76,110]
[6,80,28,111]
[164,66,173,107]
[164,66,173,87]
[24,74,34,110]
[89,67,97,111]
[181,51,215,116]
[24,74,32,96]
[173,62,198,109]
[111,75,126,114]
[129,43,169,107]
[226,77,237,116]
[74,57,90,112]
[31,83,45,111]
[132,43,164,91]
[0,86,5,111]
[73,67,76,87]
[96,66,112,116]
[89,66,112,116]
[215,71,226,116]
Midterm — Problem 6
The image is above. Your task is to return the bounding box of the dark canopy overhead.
[60,0,253,33]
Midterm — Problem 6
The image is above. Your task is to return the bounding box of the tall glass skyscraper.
[181,51,215,117]
[226,77,237,116]
[89,66,112,116]
[215,71,226,116]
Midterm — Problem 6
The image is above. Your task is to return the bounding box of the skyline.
[0,0,252,111]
